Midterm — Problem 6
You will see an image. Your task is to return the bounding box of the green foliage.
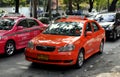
[2,0,14,6]
[116,0,120,8]
[62,0,118,11]
[20,0,27,6]
[63,0,68,4]
[2,0,14,3]
[1,0,29,7]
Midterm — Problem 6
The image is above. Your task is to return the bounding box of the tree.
[15,0,19,13]
[94,0,108,11]
[30,0,38,18]
[108,0,118,12]
[2,0,14,6]
[68,0,73,14]
[1,0,28,7]
[88,0,94,12]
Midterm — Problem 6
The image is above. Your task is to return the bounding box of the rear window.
[0,18,16,30]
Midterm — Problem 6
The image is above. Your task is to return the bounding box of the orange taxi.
[25,16,105,68]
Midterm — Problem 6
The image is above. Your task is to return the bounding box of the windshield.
[94,13,115,22]
[43,22,83,36]
[0,18,16,30]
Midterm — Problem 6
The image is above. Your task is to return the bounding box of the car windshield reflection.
[43,22,83,36]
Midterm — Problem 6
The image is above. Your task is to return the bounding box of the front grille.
[36,45,55,52]
[26,56,73,63]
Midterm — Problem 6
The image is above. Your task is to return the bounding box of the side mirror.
[86,31,92,36]
[17,26,23,30]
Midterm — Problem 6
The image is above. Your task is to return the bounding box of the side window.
[86,23,92,31]
[27,19,39,27]
[17,20,28,28]
[92,22,99,32]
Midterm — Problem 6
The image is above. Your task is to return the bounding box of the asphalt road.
[0,38,120,77]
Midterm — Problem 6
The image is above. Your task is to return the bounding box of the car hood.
[0,30,8,36]
[99,22,114,27]
[32,34,80,46]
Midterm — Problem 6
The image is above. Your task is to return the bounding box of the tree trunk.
[77,2,80,10]
[46,0,52,20]
[76,0,80,10]
[15,0,19,13]
[88,0,94,12]
[108,0,118,12]
[56,0,58,13]
[30,0,38,18]
[46,0,49,12]
[33,0,37,18]
[68,0,73,15]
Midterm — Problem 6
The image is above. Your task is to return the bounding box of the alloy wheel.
[5,41,15,56]
[99,41,104,54]
[76,50,84,68]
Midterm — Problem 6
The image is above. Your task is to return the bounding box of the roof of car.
[3,16,25,19]
[56,15,88,23]
[98,12,116,15]
[1,17,37,21]
[2,12,25,19]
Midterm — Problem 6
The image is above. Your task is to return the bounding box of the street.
[0,38,120,77]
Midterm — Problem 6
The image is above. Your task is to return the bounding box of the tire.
[99,41,104,54]
[5,41,15,56]
[117,33,120,38]
[75,49,84,68]
[113,32,117,40]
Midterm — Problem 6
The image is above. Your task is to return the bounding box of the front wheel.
[75,50,84,68]
[113,32,117,40]
[99,41,104,54]
[5,41,15,56]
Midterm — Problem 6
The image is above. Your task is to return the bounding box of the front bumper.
[25,48,77,66]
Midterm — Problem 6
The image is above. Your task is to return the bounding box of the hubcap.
[6,42,14,55]
[100,42,103,52]
[78,52,84,66]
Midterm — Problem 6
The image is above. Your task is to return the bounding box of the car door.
[27,19,43,39]
[84,22,94,57]
[91,21,101,52]
[15,19,31,49]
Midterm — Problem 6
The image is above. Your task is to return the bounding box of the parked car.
[25,16,105,68]
[38,12,66,24]
[0,10,6,17]
[94,12,120,40]
[0,15,47,56]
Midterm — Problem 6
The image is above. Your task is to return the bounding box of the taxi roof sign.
[67,15,87,20]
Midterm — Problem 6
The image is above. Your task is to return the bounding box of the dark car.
[94,12,120,40]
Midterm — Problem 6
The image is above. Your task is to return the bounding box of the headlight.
[58,44,75,52]
[106,24,114,30]
[27,41,34,49]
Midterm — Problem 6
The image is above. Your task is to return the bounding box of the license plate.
[37,54,48,60]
